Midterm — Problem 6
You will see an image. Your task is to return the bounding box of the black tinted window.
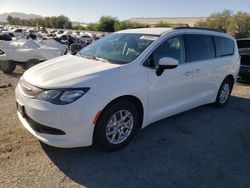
[152,35,185,66]
[15,29,22,32]
[237,40,250,49]
[187,35,215,62]
[214,36,234,57]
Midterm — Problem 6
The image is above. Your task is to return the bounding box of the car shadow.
[42,96,250,188]
[6,72,23,78]
[237,78,250,85]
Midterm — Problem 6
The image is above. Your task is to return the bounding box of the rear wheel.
[0,60,16,73]
[214,78,233,107]
[23,59,40,70]
[94,101,140,151]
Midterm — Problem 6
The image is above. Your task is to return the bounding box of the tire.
[214,78,233,107]
[94,100,140,151]
[0,60,16,73]
[23,59,40,70]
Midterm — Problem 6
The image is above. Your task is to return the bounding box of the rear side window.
[214,36,234,57]
[187,34,215,62]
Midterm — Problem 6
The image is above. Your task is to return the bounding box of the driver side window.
[146,35,185,67]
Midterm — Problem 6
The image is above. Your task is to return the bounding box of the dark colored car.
[0,33,12,41]
[237,38,250,80]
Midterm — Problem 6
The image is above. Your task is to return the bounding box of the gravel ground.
[0,69,250,188]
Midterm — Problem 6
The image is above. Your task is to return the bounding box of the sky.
[0,0,250,23]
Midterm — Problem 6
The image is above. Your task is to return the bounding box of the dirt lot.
[0,69,250,188]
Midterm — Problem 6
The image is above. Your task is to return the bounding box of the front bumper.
[15,84,107,148]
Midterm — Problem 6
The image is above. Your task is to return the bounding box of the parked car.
[57,30,64,35]
[2,28,25,38]
[92,34,102,41]
[78,34,93,44]
[74,31,81,35]
[26,29,38,40]
[237,38,250,80]
[0,28,8,32]
[0,33,13,41]
[0,39,66,73]
[15,27,240,151]
[54,34,76,45]
[65,31,72,35]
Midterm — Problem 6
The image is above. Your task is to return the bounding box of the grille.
[26,115,66,135]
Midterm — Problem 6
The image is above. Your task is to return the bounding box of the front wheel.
[94,101,140,151]
[214,78,233,107]
[0,61,16,73]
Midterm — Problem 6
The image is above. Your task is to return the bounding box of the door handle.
[196,69,201,73]
[183,71,193,76]
[184,69,201,76]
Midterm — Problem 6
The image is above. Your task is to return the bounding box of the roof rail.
[174,26,225,33]
[146,23,190,28]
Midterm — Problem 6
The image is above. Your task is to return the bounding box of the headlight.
[35,88,90,105]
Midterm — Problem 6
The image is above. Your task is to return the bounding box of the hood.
[23,55,121,88]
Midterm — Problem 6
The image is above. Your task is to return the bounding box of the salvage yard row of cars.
[0,25,106,73]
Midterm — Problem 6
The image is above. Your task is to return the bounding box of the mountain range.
[0,12,42,22]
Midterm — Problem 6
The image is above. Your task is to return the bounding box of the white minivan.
[15,27,240,151]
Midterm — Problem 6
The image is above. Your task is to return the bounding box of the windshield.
[79,33,158,64]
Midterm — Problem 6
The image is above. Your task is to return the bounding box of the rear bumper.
[238,65,250,78]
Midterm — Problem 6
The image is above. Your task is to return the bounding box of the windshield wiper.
[82,55,95,59]
[94,56,111,63]
[82,55,111,63]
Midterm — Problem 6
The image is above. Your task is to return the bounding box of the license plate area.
[16,102,26,117]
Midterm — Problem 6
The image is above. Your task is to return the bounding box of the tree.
[98,16,118,32]
[72,24,85,30]
[230,12,250,38]
[195,10,250,38]
[6,15,73,29]
[86,23,99,31]
[154,21,170,27]
[7,16,14,25]
[114,21,145,31]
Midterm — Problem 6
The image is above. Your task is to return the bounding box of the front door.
[146,35,194,123]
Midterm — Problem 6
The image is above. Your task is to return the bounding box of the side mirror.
[0,49,6,56]
[156,57,179,76]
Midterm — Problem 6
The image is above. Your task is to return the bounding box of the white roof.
[118,27,172,35]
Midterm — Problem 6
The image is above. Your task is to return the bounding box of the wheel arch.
[214,74,235,107]
[95,95,144,129]
[224,74,235,87]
